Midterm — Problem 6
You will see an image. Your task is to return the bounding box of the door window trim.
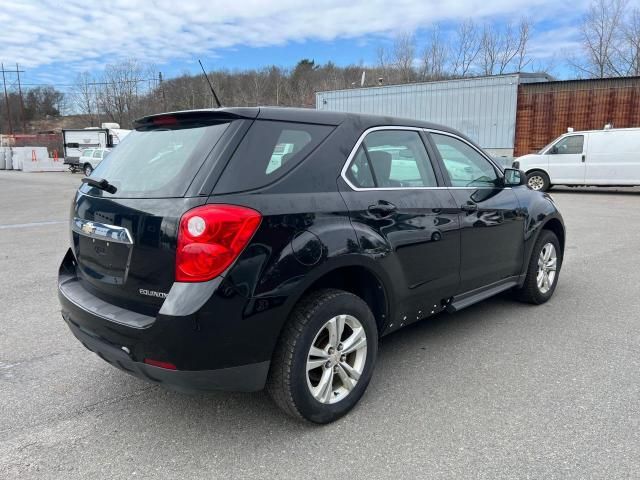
[341,126,445,191]
[340,126,505,191]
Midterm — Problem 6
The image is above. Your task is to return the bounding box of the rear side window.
[215,120,333,193]
[84,122,230,198]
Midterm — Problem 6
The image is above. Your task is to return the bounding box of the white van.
[514,127,640,191]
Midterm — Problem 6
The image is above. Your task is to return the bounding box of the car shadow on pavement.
[91,292,537,434]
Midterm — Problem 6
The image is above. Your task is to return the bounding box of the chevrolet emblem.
[81,222,95,235]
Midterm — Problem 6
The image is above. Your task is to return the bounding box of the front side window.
[550,135,584,155]
[82,149,93,158]
[347,129,438,189]
[93,150,103,158]
[431,133,499,188]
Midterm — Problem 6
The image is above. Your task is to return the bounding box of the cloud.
[1,0,591,76]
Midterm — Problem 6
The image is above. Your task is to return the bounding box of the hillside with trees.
[1,0,638,132]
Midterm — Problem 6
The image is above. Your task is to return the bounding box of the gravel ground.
[1,170,639,479]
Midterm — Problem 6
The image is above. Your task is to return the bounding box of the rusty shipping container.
[514,77,640,157]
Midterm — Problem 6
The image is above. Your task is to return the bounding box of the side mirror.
[503,168,527,187]
[550,146,558,154]
[512,160,520,170]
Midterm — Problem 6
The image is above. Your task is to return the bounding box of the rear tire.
[83,163,93,176]
[267,289,378,424]
[526,170,550,192]
[514,230,562,304]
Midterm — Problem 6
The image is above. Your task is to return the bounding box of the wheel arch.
[541,217,565,254]
[288,261,391,335]
[525,168,550,179]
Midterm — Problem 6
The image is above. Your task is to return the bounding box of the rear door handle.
[368,201,397,218]
[581,154,586,163]
[460,202,478,212]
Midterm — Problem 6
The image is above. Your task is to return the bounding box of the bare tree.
[267,66,286,105]
[420,24,448,80]
[515,19,532,71]
[392,32,416,83]
[451,20,481,77]
[248,68,269,106]
[73,72,97,125]
[375,46,392,84]
[479,19,531,75]
[573,0,628,77]
[480,24,500,75]
[619,7,640,75]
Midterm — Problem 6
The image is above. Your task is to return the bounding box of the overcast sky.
[1,0,636,89]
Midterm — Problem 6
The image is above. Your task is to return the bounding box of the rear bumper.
[63,313,269,392]
[58,249,272,392]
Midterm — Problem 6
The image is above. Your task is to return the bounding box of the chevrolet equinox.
[58,107,565,423]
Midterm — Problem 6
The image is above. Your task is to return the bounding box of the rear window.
[82,122,230,198]
[215,120,334,193]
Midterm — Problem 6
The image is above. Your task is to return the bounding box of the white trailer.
[62,123,130,172]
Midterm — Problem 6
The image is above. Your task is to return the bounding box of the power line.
[18,78,158,88]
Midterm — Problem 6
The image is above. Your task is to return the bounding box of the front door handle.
[460,202,478,212]
[581,154,586,163]
[368,201,397,218]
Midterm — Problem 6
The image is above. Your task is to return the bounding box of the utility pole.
[1,63,13,135]
[16,64,27,133]
[159,72,167,111]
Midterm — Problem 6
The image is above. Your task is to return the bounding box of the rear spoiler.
[134,108,259,130]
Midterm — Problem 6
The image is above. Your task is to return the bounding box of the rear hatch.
[70,111,254,315]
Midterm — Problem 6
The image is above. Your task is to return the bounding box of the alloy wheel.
[537,242,557,294]
[306,314,367,404]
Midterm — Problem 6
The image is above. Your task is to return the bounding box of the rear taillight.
[176,204,262,282]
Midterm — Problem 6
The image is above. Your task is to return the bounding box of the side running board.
[447,278,520,313]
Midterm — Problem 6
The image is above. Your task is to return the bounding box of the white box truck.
[515,127,640,191]
[62,123,130,172]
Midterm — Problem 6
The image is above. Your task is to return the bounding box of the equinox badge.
[139,289,168,299]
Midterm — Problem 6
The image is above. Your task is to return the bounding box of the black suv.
[58,107,565,423]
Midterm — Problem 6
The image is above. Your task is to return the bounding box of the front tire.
[514,230,562,304]
[267,289,378,423]
[527,170,551,192]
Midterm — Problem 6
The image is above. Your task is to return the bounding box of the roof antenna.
[198,59,222,108]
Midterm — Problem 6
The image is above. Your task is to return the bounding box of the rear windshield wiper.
[81,177,117,194]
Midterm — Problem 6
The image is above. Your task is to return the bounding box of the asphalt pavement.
[1,170,639,479]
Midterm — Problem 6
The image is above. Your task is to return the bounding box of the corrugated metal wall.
[514,77,640,156]
[316,75,525,151]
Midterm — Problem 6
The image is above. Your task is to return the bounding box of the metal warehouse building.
[317,74,640,160]
[316,73,551,159]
